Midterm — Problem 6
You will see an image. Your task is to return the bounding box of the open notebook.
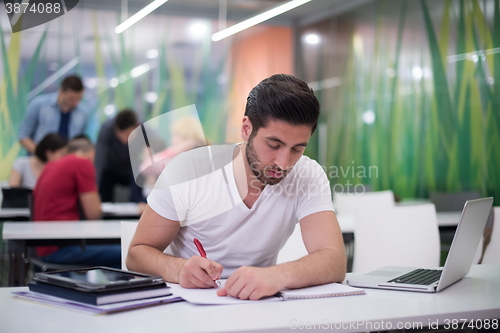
[169,280,365,305]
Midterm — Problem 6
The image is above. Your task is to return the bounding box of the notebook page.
[280,283,365,299]
[169,280,280,305]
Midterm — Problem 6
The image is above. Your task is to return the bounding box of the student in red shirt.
[33,135,121,268]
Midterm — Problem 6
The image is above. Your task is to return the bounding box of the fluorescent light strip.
[211,0,311,41]
[115,0,169,34]
[27,57,80,100]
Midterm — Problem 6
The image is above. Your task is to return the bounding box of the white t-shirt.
[147,144,334,277]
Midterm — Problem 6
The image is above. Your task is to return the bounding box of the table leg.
[7,240,26,287]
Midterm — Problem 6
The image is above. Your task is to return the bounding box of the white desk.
[2,221,126,286]
[336,212,462,232]
[0,208,29,220]
[0,264,499,333]
[2,221,122,240]
[0,202,141,221]
[435,212,463,227]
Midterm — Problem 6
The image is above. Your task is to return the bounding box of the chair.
[121,221,139,270]
[333,190,395,216]
[473,207,499,264]
[352,203,440,273]
[276,224,308,264]
[27,193,86,275]
[333,190,396,271]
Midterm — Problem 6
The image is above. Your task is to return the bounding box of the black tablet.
[33,267,164,292]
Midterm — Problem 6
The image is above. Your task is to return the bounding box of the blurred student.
[9,133,68,188]
[95,109,144,203]
[18,75,90,154]
[33,136,121,268]
[139,116,206,183]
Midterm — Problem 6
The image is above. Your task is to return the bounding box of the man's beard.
[245,137,288,185]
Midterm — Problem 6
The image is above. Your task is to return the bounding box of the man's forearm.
[276,247,346,289]
[19,138,36,154]
[127,245,187,283]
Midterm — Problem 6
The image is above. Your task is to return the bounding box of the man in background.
[33,135,121,268]
[95,109,144,203]
[19,75,90,154]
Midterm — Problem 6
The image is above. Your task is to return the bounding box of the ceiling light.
[109,78,119,87]
[144,92,158,103]
[190,22,208,37]
[304,34,320,45]
[104,104,117,117]
[146,49,159,59]
[212,0,311,41]
[84,78,98,89]
[412,66,423,80]
[362,110,375,124]
[130,64,150,78]
[115,0,169,34]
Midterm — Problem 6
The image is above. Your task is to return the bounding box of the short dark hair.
[60,75,84,92]
[35,133,68,162]
[115,109,138,131]
[244,74,320,136]
[68,135,94,153]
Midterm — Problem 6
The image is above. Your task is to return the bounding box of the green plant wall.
[300,0,500,203]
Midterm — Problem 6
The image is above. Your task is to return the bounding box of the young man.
[127,74,346,300]
[95,109,143,203]
[33,136,121,268]
[19,75,90,154]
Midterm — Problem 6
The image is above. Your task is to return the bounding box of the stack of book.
[13,267,183,314]
[28,280,174,306]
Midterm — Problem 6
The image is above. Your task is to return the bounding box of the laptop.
[347,197,493,293]
[1,187,33,208]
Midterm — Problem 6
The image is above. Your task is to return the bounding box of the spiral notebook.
[276,283,365,300]
[169,280,365,305]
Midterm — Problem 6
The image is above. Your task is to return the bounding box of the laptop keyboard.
[387,269,442,285]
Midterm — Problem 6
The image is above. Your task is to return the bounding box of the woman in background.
[139,116,206,197]
[9,133,68,188]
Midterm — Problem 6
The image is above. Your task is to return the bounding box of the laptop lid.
[1,187,32,208]
[436,197,493,291]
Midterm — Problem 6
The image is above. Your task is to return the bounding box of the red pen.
[193,238,221,286]
[193,238,207,258]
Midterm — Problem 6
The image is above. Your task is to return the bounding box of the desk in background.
[0,202,142,221]
[3,221,124,286]
[0,264,498,333]
[337,212,462,231]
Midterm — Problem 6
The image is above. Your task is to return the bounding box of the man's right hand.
[178,256,223,289]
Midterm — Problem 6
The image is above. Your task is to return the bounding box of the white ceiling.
[80,0,375,26]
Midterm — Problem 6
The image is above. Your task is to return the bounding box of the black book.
[28,281,171,306]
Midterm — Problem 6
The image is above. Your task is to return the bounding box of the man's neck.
[57,94,70,113]
[233,144,265,208]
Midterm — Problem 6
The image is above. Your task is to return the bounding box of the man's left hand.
[216,266,286,300]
